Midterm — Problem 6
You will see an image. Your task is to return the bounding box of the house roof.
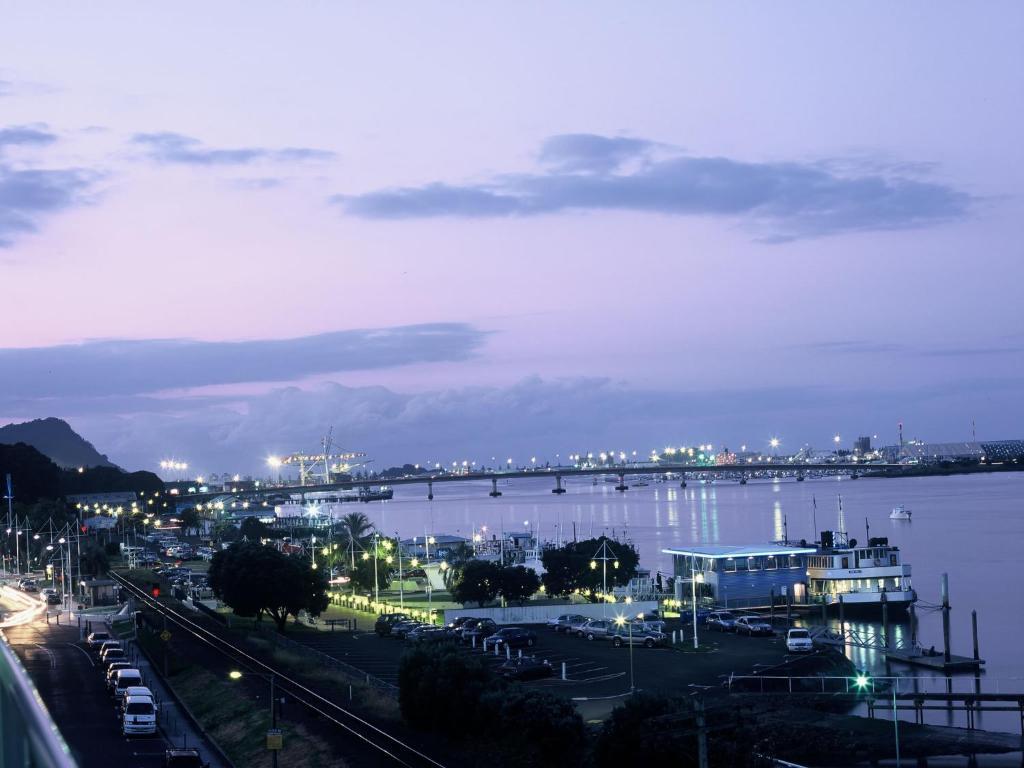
[662,543,817,560]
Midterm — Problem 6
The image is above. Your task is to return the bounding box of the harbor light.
[854,674,870,689]
[229,670,243,680]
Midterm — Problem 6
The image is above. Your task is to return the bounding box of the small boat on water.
[890,505,912,520]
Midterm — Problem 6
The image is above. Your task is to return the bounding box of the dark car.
[391,621,425,640]
[46,593,62,605]
[482,627,538,651]
[734,616,774,636]
[164,748,208,768]
[499,656,553,681]
[407,626,455,644]
[705,611,738,632]
[447,616,476,631]
[460,618,498,644]
[374,613,410,637]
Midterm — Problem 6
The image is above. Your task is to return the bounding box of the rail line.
[109,572,446,768]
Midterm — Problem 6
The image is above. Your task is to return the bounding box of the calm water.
[370,471,1024,732]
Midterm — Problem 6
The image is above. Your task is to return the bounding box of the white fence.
[442,600,659,626]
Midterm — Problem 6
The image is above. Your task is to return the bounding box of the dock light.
[854,674,870,690]
[229,671,243,680]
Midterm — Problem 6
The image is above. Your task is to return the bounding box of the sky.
[1,3,1022,476]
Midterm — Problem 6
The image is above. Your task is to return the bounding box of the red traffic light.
[151,585,160,598]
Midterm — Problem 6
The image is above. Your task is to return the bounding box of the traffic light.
[150,583,160,598]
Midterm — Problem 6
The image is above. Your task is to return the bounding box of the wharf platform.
[885,647,985,672]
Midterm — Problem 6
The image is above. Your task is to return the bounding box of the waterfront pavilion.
[664,543,817,609]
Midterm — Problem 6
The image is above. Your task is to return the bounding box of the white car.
[786,628,814,653]
[122,695,157,735]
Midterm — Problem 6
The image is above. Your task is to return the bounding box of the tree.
[178,507,201,536]
[339,511,373,549]
[540,536,639,602]
[239,516,269,541]
[496,565,540,606]
[348,550,393,593]
[398,644,492,735]
[451,559,500,607]
[80,542,110,576]
[208,541,327,631]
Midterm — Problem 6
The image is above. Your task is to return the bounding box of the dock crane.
[277,428,370,486]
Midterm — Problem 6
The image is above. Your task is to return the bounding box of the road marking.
[67,642,95,667]
[33,643,56,669]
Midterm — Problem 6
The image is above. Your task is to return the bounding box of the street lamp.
[229,671,281,767]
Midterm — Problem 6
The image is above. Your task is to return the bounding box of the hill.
[0,417,118,469]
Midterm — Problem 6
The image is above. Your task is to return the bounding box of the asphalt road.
[5,618,168,768]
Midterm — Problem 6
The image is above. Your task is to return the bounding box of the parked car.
[86,631,111,649]
[164,748,208,767]
[499,656,553,681]
[786,628,814,653]
[631,618,667,634]
[705,611,738,632]
[374,613,410,637]
[406,626,454,644]
[19,579,38,592]
[566,616,593,636]
[577,619,615,641]
[547,614,586,633]
[105,662,133,686]
[101,648,128,669]
[122,695,158,736]
[97,640,122,657]
[391,621,426,640]
[118,685,155,715]
[111,668,144,696]
[46,593,62,605]
[610,626,668,648]
[482,627,537,651]
[460,618,498,644]
[447,616,476,631]
[735,616,774,636]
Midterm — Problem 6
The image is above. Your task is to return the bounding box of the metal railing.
[0,631,77,768]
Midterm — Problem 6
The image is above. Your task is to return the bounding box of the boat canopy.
[662,543,817,560]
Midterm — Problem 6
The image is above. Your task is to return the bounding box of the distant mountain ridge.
[0,417,118,469]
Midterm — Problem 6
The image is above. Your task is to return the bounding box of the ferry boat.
[889,505,912,520]
[805,530,915,610]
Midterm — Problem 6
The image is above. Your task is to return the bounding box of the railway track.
[109,571,446,768]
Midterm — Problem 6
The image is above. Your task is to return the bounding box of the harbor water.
[370,471,1024,735]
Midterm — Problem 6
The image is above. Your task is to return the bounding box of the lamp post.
[229,671,281,767]
[591,539,618,617]
[691,555,703,649]
[395,531,404,610]
[372,534,379,605]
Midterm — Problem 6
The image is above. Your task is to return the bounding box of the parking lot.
[280,612,797,703]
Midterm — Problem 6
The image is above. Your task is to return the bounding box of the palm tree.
[339,511,374,571]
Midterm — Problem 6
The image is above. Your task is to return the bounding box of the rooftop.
[662,543,817,560]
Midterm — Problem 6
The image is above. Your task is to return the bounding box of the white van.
[112,668,144,697]
[786,628,814,653]
[122,695,157,735]
[119,686,155,715]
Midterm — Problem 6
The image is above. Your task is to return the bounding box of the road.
[4,617,167,768]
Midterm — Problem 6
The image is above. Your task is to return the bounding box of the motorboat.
[889,505,912,521]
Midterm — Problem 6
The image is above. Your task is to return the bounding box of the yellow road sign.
[160,630,171,641]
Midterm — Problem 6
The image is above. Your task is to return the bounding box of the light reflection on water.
[373,472,1024,732]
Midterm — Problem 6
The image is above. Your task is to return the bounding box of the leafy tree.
[540,536,639,602]
[178,507,201,536]
[80,542,110,576]
[398,644,492,735]
[348,549,393,593]
[481,688,584,767]
[451,559,500,607]
[208,541,327,631]
[239,516,269,541]
[496,565,540,606]
[339,511,373,548]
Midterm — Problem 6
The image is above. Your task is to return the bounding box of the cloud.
[0,164,97,247]
[0,323,489,403]
[335,133,971,240]
[132,132,335,166]
[800,339,1024,358]
[0,125,57,151]
[55,373,1024,475]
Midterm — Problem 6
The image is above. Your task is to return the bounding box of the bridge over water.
[178,462,900,503]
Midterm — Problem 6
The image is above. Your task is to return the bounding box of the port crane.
[277,428,370,485]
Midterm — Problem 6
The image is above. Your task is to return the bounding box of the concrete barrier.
[441,601,659,626]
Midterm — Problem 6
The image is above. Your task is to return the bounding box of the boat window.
[724,558,736,573]
[765,556,777,570]
[889,555,897,566]
[748,557,760,571]
[788,555,801,569]
[841,557,849,569]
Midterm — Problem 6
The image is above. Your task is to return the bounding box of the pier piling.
[838,594,845,637]
[552,474,566,494]
[786,589,792,627]
[489,477,502,497]
[972,609,980,661]
[769,589,775,625]
[941,573,952,663]
[881,590,889,650]
[615,473,628,492]
[427,480,433,501]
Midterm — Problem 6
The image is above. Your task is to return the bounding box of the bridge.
[176,461,899,503]
[0,630,76,768]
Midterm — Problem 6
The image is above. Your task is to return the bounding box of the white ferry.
[806,530,915,610]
